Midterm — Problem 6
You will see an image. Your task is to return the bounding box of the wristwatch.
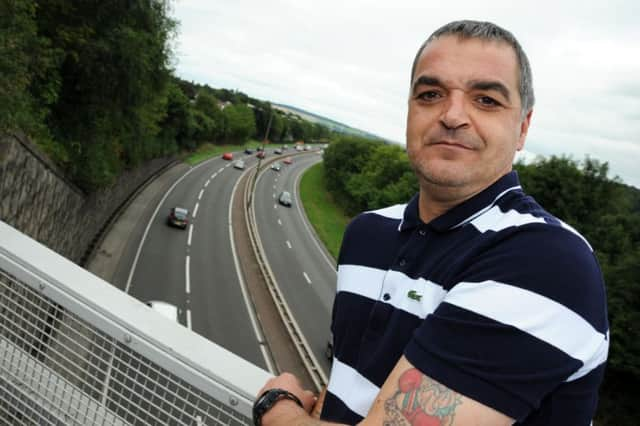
[252,388,304,426]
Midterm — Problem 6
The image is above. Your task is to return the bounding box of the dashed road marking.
[186,309,192,330]
[185,256,191,294]
[205,179,210,187]
[193,202,199,218]
[303,272,312,285]
[198,189,204,200]
[286,240,292,249]
[188,224,193,246]
[278,219,282,226]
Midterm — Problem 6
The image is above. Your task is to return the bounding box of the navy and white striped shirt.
[322,171,608,425]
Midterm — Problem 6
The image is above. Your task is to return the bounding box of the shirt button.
[418,229,426,236]
[382,293,391,301]
[399,259,406,266]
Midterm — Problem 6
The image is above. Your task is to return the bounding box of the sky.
[170,0,640,189]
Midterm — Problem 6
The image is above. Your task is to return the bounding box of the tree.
[222,104,256,142]
[35,0,177,190]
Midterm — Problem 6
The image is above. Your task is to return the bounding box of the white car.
[145,301,179,322]
[234,160,245,170]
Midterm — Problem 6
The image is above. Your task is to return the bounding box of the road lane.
[254,151,337,375]
[123,152,267,369]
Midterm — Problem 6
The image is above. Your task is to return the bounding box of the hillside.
[272,103,386,141]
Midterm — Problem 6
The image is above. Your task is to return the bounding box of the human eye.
[415,90,442,102]
[475,95,501,107]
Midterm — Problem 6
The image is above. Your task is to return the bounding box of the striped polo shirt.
[321,171,609,425]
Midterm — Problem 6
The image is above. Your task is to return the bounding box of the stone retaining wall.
[0,133,175,264]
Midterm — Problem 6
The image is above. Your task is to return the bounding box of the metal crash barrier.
[0,220,270,425]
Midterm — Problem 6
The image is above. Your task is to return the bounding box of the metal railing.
[244,162,328,392]
[0,220,270,425]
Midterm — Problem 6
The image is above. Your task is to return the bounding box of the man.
[254,20,609,425]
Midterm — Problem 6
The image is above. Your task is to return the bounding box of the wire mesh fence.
[0,220,267,425]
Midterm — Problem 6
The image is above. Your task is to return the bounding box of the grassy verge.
[184,140,263,165]
[299,162,352,260]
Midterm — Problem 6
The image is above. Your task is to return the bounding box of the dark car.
[167,207,189,229]
[278,191,292,207]
[244,147,254,154]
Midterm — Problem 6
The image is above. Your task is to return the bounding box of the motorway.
[112,150,267,369]
[253,152,336,375]
[108,146,335,377]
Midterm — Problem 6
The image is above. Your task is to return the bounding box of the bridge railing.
[0,220,270,425]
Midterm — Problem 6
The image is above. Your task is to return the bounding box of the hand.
[257,373,317,425]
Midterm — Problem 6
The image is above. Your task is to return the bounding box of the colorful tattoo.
[384,369,462,426]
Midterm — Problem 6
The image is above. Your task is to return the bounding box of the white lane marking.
[212,173,217,179]
[187,224,193,246]
[228,165,275,374]
[198,189,204,200]
[193,202,199,218]
[125,156,220,294]
[219,168,224,173]
[186,309,192,330]
[275,178,278,182]
[303,272,312,285]
[205,179,210,187]
[286,240,292,249]
[274,204,277,209]
[273,185,276,189]
[185,256,191,294]
[277,219,282,226]
[273,193,276,199]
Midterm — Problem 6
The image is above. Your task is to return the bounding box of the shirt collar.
[399,171,522,233]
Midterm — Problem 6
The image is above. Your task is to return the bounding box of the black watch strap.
[252,388,304,426]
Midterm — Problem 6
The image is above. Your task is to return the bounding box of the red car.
[256,151,266,159]
[222,152,233,160]
[283,157,293,165]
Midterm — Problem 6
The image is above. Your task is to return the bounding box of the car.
[257,151,266,159]
[282,144,288,150]
[278,191,292,207]
[222,152,233,160]
[274,148,283,155]
[283,157,293,165]
[233,160,245,170]
[271,162,281,172]
[295,145,303,151]
[244,148,253,154]
[304,145,311,151]
[145,301,179,322]
[167,207,189,229]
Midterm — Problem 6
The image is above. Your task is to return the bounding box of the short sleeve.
[404,225,608,422]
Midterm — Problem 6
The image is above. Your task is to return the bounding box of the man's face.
[406,35,532,196]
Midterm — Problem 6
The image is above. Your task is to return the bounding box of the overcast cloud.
[171,0,640,188]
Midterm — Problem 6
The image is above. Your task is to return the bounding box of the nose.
[440,90,469,130]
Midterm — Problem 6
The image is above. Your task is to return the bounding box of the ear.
[516,110,533,151]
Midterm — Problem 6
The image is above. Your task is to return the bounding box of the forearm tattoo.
[383,369,462,426]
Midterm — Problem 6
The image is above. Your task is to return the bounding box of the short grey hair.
[410,20,535,117]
